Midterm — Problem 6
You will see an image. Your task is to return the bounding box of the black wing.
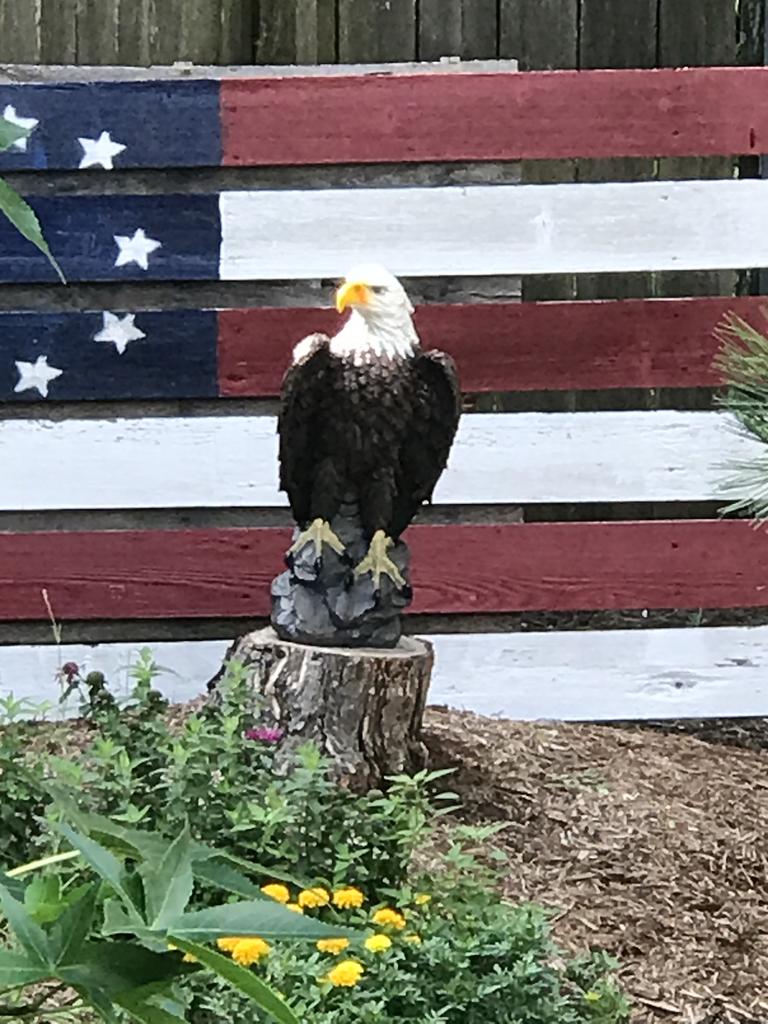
[392,349,461,536]
[277,334,332,525]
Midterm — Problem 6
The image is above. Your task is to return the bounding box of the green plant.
[0,695,53,869]
[188,829,630,1024]
[50,658,449,902]
[0,117,64,281]
[0,815,359,1024]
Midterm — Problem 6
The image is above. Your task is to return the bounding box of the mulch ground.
[423,708,768,1024]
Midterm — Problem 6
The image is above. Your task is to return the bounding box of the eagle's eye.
[370,285,387,295]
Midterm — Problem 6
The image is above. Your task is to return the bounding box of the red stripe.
[221,67,768,165]
[4,520,767,622]
[217,297,760,396]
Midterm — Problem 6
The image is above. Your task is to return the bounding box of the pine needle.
[713,308,768,523]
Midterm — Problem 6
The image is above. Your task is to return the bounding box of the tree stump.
[215,627,433,791]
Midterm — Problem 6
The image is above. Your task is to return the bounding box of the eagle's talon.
[288,517,346,562]
[353,529,406,590]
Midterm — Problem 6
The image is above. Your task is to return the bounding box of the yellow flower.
[216,937,241,953]
[332,886,365,909]
[325,960,365,987]
[364,933,392,953]
[230,937,271,966]
[372,907,406,930]
[584,991,602,1003]
[404,933,422,945]
[298,887,330,909]
[261,883,290,904]
[286,902,304,914]
[414,893,431,906]
[316,937,350,955]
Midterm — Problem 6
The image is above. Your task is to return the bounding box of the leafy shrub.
[39,654,444,902]
[0,815,356,1024]
[189,829,630,1024]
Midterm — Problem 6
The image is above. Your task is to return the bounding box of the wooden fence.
[1,62,768,721]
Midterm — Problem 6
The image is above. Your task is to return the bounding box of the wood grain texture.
[3,520,768,621]
[656,0,737,301]
[76,0,121,64]
[221,67,768,166]
[418,0,498,61]
[338,0,416,62]
[0,0,40,62]
[500,0,578,302]
[228,628,431,789]
[217,296,762,397]
[11,626,768,723]
[39,0,76,64]
[255,0,336,64]
[0,411,759,510]
[219,179,768,280]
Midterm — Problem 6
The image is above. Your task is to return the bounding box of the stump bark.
[216,626,433,791]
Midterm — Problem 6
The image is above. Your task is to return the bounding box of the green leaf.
[56,941,188,996]
[60,810,169,863]
[51,885,98,965]
[0,881,52,967]
[168,937,299,1024]
[0,871,26,903]
[170,899,359,943]
[0,118,31,152]
[0,948,50,987]
[140,824,194,930]
[24,873,63,924]
[115,994,187,1024]
[0,177,65,283]
[102,900,161,948]
[193,858,268,900]
[57,824,140,917]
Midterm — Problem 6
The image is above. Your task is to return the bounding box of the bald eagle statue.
[273,265,461,647]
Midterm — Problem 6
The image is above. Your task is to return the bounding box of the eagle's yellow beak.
[335,280,371,313]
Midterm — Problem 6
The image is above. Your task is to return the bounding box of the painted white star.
[14,355,63,397]
[78,130,127,170]
[3,104,38,151]
[114,228,161,270]
[93,312,146,355]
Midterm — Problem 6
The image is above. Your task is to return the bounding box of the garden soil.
[423,708,768,1024]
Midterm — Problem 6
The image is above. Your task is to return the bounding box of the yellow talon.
[353,530,406,589]
[288,518,345,559]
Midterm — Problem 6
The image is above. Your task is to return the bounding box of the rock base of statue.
[271,498,412,648]
[210,627,432,790]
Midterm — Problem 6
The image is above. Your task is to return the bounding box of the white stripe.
[5,626,768,722]
[0,411,758,511]
[219,179,768,279]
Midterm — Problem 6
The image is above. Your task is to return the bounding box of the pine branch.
[713,308,768,523]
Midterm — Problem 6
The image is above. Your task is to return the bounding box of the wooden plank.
[656,0,737,301]
[576,0,657,304]
[219,179,768,281]
[115,0,151,65]
[0,294,748,405]
[499,0,578,71]
[0,411,759,511]
[0,194,220,283]
[0,81,221,173]
[10,625,768,722]
[217,296,763,397]
[255,0,336,64]
[3,519,768,621]
[220,67,768,167]
[0,0,40,62]
[418,0,498,61]
[500,0,579,302]
[219,0,255,64]
[338,0,416,63]
[39,0,76,64]
[9,180,768,285]
[76,0,121,64]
